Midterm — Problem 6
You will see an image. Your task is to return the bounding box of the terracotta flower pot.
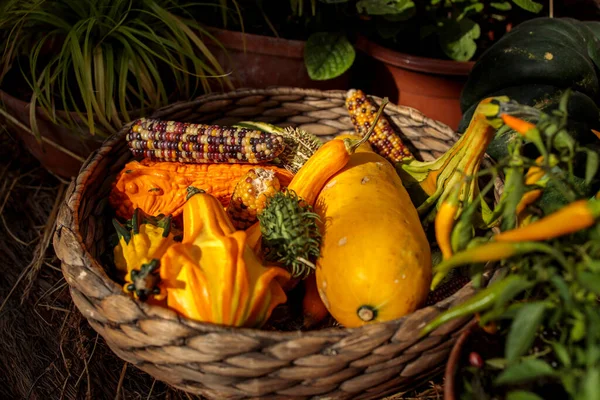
[0,89,105,179]
[444,321,478,400]
[205,28,352,91]
[355,36,474,131]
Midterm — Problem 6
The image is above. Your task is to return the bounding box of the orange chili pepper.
[435,188,461,260]
[516,155,558,223]
[302,273,329,328]
[592,129,600,140]
[501,114,536,135]
[494,199,600,242]
[475,313,499,334]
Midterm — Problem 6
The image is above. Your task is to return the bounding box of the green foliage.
[356,0,414,15]
[304,32,355,80]
[439,17,481,62]
[357,0,544,61]
[422,91,600,399]
[0,0,234,139]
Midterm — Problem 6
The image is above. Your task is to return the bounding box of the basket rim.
[61,86,490,339]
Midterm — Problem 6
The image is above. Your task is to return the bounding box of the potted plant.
[352,0,546,130]
[190,0,358,91]
[0,0,232,178]
[419,91,600,400]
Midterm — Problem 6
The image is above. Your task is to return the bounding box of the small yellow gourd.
[112,209,177,297]
[315,136,432,328]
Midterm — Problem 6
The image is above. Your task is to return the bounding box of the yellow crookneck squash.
[112,209,177,301]
[315,136,432,328]
[159,187,291,327]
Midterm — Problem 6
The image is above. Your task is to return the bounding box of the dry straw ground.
[0,127,443,400]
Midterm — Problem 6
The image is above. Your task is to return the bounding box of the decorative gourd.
[257,189,322,279]
[285,99,388,206]
[461,17,600,113]
[112,209,178,287]
[158,187,291,327]
[302,272,329,328]
[458,17,600,160]
[109,159,294,219]
[314,136,432,328]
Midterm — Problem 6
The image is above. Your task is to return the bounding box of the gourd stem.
[186,186,206,200]
[346,97,390,154]
[357,305,377,322]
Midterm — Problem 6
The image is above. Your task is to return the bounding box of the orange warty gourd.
[109,159,294,219]
[315,136,432,328]
[159,188,291,327]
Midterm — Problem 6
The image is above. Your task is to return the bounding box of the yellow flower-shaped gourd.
[159,187,291,328]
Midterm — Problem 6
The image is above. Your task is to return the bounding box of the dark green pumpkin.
[460,18,600,113]
[458,17,600,162]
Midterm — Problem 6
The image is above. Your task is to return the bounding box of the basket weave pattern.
[54,88,479,400]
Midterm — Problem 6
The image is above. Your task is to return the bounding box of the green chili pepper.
[500,160,526,232]
[450,204,476,255]
[420,275,530,337]
[451,172,499,252]
[431,241,568,290]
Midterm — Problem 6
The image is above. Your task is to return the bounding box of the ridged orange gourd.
[314,137,432,328]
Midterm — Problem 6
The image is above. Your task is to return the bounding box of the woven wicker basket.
[53,87,497,400]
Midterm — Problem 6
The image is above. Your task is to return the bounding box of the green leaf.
[511,0,543,13]
[356,0,415,15]
[550,276,574,310]
[581,368,600,400]
[495,359,556,386]
[586,344,600,366]
[577,271,600,295]
[584,149,599,185]
[570,313,586,342]
[460,3,484,19]
[382,7,416,21]
[505,302,546,363]
[493,276,534,311]
[304,32,355,80]
[491,2,512,10]
[438,18,481,61]
[486,358,507,369]
[506,391,543,400]
[550,342,571,368]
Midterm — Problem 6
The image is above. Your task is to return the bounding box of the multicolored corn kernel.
[126,118,285,164]
[345,89,413,163]
[227,168,281,230]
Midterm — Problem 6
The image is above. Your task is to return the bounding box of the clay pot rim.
[0,86,143,129]
[0,88,82,122]
[444,320,479,400]
[206,27,306,59]
[356,35,475,76]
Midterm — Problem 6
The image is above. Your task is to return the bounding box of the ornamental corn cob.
[126,117,285,164]
[227,168,281,230]
[345,89,413,163]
